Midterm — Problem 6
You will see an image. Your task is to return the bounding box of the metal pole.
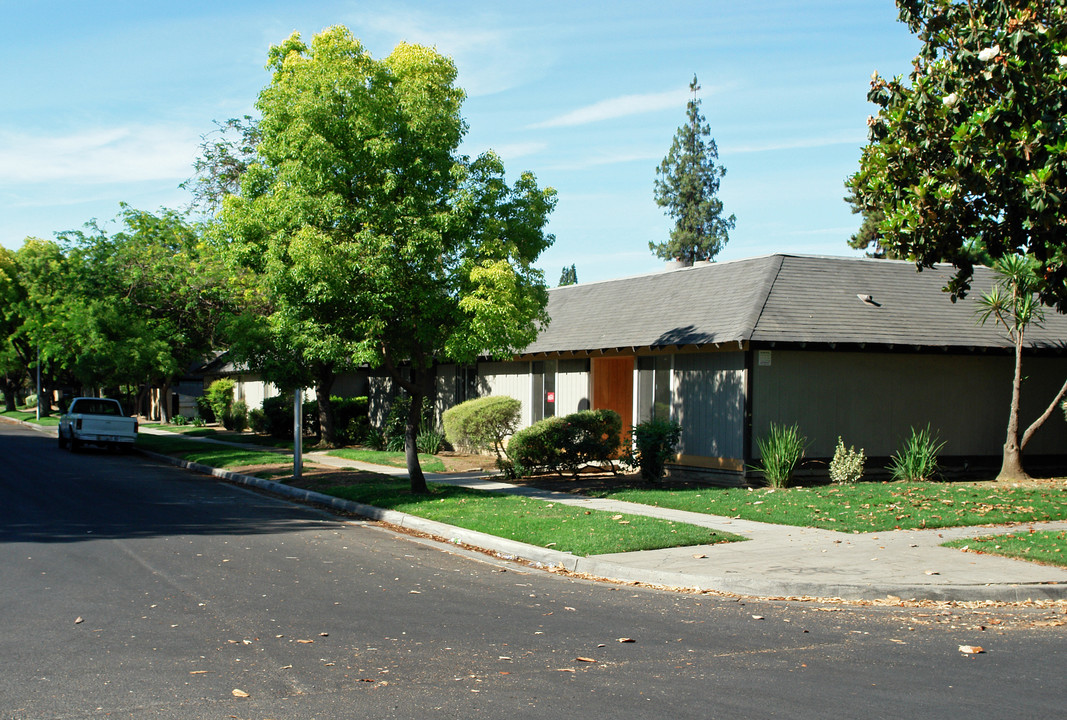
[35,342,41,421]
[293,388,302,479]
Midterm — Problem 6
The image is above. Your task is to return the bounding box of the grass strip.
[328,448,445,473]
[943,530,1067,568]
[137,433,291,469]
[601,482,1067,533]
[1,410,60,426]
[319,478,742,556]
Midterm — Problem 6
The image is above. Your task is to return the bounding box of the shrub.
[442,395,522,457]
[224,399,248,432]
[195,395,215,423]
[888,424,945,482]
[629,417,683,482]
[204,379,236,424]
[507,409,623,477]
[332,396,368,443]
[192,416,206,427]
[363,427,386,450]
[23,393,37,409]
[751,423,808,488]
[248,408,268,434]
[417,426,446,455]
[829,436,865,484]
[172,414,188,426]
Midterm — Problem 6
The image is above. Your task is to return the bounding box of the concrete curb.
[138,449,1067,603]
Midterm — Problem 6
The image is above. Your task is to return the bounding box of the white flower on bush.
[829,437,866,484]
[942,92,959,107]
[977,45,1000,62]
[1059,56,1067,67]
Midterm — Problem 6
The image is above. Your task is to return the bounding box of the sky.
[0,0,920,284]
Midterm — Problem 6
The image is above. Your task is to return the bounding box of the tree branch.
[1020,376,1067,450]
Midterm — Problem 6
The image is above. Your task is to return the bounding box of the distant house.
[415,254,1067,478]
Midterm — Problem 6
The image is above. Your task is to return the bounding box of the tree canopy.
[220,27,556,488]
[848,0,1067,307]
[651,75,735,264]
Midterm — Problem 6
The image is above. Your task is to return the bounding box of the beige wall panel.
[555,366,590,415]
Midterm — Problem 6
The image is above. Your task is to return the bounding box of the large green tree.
[849,0,1067,481]
[651,75,735,264]
[221,27,556,487]
[849,0,1067,305]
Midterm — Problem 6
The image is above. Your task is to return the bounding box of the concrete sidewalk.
[300,449,1067,602]
[47,423,1067,602]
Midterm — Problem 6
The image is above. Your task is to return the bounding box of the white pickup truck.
[58,397,138,452]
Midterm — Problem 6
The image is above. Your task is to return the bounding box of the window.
[636,355,672,423]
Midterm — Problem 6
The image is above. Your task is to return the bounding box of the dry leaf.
[189,670,209,675]
[576,657,596,663]
[231,688,249,698]
[751,615,765,620]
[297,639,315,644]
[319,632,329,636]
[611,514,623,520]
[618,637,636,643]
[74,617,84,625]
[692,553,708,559]
[557,668,576,673]
[958,645,985,654]
[924,570,940,576]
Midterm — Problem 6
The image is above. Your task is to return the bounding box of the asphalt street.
[1,422,1065,719]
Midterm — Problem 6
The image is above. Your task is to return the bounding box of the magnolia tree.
[849,0,1067,480]
[222,27,556,491]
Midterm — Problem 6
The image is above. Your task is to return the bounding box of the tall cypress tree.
[651,75,735,264]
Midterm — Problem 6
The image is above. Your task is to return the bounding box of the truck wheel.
[58,430,68,449]
[70,436,81,452]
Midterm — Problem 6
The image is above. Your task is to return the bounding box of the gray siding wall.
[555,362,590,415]
[477,361,533,427]
[673,352,746,461]
[751,350,1067,458]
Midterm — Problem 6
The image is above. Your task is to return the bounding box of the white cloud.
[724,132,865,154]
[349,8,550,96]
[529,87,694,129]
[0,125,200,185]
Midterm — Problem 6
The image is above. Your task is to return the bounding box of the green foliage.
[829,436,866,484]
[248,407,268,434]
[224,399,248,432]
[944,530,1067,568]
[848,1,1067,309]
[507,409,622,477]
[628,417,683,483]
[558,264,577,286]
[192,416,206,428]
[416,426,446,455]
[651,75,735,264]
[172,414,188,427]
[362,426,386,451]
[195,395,215,423]
[441,395,521,457]
[751,423,808,488]
[888,425,946,482]
[204,379,236,424]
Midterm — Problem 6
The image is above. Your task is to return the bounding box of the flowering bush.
[829,436,865,484]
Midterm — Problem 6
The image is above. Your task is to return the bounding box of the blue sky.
[1,1,919,284]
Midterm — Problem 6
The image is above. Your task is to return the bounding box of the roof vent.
[857,293,881,307]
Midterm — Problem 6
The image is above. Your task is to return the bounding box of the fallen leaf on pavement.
[692,554,707,559]
[74,617,84,624]
[231,689,249,698]
[576,657,597,663]
[618,637,636,643]
[751,615,765,620]
[925,570,940,576]
[297,639,315,644]
[958,645,985,654]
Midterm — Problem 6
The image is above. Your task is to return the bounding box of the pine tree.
[558,264,577,286]
[651,75,735,264]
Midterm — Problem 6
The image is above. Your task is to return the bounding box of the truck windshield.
[76,400,121,416]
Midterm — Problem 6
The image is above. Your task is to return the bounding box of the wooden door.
[592,356,634,433]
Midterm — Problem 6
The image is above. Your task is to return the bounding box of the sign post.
[293,388,302,479]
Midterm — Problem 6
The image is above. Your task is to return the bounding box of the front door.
[591,356,634,433]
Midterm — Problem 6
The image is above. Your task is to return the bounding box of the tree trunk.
[159,380,172,423]
[313,364,337,446]
[406,377,428,494]
[997,339,1030,482]
[2,378,16,412]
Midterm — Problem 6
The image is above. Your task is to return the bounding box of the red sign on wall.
[546,391,555,403]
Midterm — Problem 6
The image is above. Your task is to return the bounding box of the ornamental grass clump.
[751,423,808,488]
[829,436,865,484]
[888,424,945,482]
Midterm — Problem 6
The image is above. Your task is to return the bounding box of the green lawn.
[601,482,1067,533]
[147,424,294,449]
[328,448,446,473]
[0,410,60,426]
[136,434,291,469]
[943,530,1067,568]
[318,478,741,556]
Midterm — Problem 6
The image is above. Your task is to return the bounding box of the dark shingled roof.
[521,254,1067,355]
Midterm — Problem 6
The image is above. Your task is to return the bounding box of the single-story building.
[428,253,1067,478]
